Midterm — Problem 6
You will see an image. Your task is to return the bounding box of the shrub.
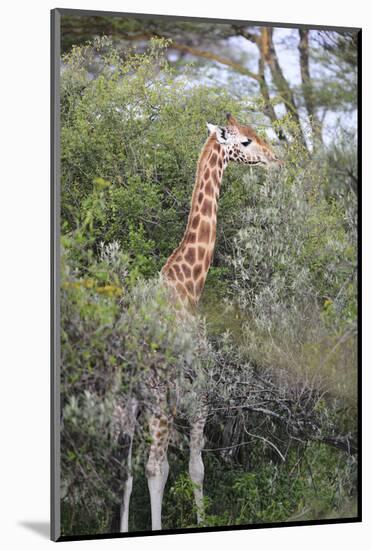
[59,38,358,534]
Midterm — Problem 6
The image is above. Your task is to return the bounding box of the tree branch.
[232,26,260,44]
[165,40,261,81]
[118,32,261,81]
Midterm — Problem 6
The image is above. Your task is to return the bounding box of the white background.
[0,1,368,548]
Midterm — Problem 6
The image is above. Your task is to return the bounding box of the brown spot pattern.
[185,280,195,295]
[199,221,211,244]
[204,167,210,180]
[184,247,196,265]
[173,263,184,281]
[210,152,218,167]
[212,170,219,185]
[198,247,206,261]
[167,268,175,281]
[192,214,200,229]
[196,276,205,295]
[182,263,191,278]
[211,223,216,242]
[198,192,204,204]
[193,264,203,280]
[201,199,213,217]
[186,232,197,244]
[176,283,187,298]
[204,251,211,270]
[205,181,213,197]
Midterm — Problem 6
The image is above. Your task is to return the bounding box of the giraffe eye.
[241,139,252,147]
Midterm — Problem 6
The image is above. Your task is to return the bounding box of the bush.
[60,38,358,535]
[60,238,210,535]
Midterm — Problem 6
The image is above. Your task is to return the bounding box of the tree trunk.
[298,29,323,150]
[258,28,307,148]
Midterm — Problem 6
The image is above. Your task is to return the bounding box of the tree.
[61,16,358,152]
[59,36,358,535]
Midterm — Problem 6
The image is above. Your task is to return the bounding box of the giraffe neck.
[162,134,227,307]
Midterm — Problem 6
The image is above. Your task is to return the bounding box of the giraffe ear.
[206,122,218,135]
[207,123,229,144]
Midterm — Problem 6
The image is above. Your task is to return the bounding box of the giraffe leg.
[146,413,171,530]
[189,406,207,524]
[119,433,133,532]
[111,398,138,533]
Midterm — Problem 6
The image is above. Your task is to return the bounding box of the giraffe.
[117,113,282,532]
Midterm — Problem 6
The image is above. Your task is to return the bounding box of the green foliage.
[164,473,200,528]
[225,131,357,429]
[61,37,275,280]
[203,442,357,526]
[60,238,210,536]
[60,38,358,536]
[158,442,356,530]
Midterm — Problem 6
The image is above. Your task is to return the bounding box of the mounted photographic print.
[51,8,361,542]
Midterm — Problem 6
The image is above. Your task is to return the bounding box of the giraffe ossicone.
[118,114,282,532]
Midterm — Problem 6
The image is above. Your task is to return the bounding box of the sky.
[169,26,357,147]
[62,17,358,149]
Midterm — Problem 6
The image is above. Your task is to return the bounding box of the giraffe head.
[207,113,282,167]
